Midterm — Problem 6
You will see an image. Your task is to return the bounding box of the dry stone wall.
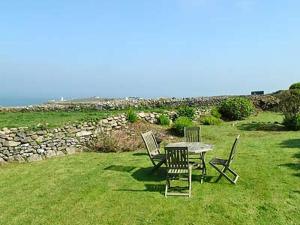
[0,95,279,113]
[0,96,227,112]
[0,114,128,164]
[0,112,175,164]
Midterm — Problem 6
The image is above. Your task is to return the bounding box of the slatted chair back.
[227,135,240,165]
[165,147,189,170]
[141,131,160,163]
[184,127,201,142]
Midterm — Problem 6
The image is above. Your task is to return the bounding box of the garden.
[0,83,299,225]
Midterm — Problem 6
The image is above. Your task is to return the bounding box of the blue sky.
[0,0,299,100]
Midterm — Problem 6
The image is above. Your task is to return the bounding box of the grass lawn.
[0,110,124,129]
[0,112,299,225]
[0,108,169,129]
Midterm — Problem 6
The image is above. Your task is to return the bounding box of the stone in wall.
[0,114,128,164]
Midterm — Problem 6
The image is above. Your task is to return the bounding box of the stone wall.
[0,112,179,164]
[0,95,279,112]
[0,96,227,112]
[0,114,128,164]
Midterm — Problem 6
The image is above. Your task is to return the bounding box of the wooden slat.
[184,127,201,142]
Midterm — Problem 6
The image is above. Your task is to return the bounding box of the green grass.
[0,108,171,129]
[0,110,122,129]
[0,112,299,225]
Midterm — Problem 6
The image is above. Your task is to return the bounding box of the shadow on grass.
[237,122,285,131]
[279,162,300,178]
[278,139,300,178]
[104,165,136,172]
[117,184,165,194]
[112,167,166,195]
[132,167,166,182]
[132,152,148,156]
[280,139,300,149]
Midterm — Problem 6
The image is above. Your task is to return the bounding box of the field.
[0,108,168,129]
[0,110,122,129]
[0,112,299,225]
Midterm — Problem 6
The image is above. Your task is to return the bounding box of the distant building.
[126,97,143,100]
[251,91,264,95]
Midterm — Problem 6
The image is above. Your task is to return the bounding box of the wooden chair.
[165,146,192,197]
[141,131,166,172]
[209,135,240,184]
[184,126,201,142]
[184,126,204,176]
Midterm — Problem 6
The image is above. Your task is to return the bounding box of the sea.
[0,97,49,107]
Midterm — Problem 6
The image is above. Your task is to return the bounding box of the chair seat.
[167,165,192,174]
[210,158,228,166]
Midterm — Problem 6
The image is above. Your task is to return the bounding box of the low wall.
[0,112,173,164]
[0,114,128,164]
[0,95,279,112]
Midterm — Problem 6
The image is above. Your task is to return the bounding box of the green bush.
[279,90,300,130]
[126,109,138,123]
[289,82,300,90]
[211,107,221,119]
[176,106,196,119]
[283,114,300,131]
[200,116,222,125]
[218,97,254,120]
[172,116,194,136]
[158,114,170,126]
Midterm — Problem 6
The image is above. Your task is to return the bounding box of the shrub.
[172,116,195,136]
[283,114,300,131]
[90,130,142,153]
[289,82,300,90]
[176,106,196,119]
[218,97,254,120]
[126,109,138,123]
[279,90,300,130]
[158,114,170,126]
[211,107,221,119]
[200,116,222,125]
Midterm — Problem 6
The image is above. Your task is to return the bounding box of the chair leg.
[188,169,192,197]
[151,158,166,173]
[165,176,170,197]
[226,167,239,184]
[210,162,239,184]
[216,167,227,182]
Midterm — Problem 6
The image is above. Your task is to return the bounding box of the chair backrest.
[165,147,189,170]
[141,131,160,160]
[227,135,240,165]
[184,126,201,142]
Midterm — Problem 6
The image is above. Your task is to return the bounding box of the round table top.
[165,142,214,154]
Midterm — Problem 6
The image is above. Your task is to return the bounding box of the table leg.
[200,152,206,183]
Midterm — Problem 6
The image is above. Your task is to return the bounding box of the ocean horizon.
[0,97,49,107]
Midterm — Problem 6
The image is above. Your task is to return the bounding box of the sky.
[0,0,300,101]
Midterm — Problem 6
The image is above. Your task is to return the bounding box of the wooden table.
[165,142,213,183]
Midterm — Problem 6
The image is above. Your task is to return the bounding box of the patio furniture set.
[141,127,240,197]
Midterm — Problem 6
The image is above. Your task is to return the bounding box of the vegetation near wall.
[218,97,255,121]
[289,82,300,90]
[279,89,300,130]
[172,117,195,136]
